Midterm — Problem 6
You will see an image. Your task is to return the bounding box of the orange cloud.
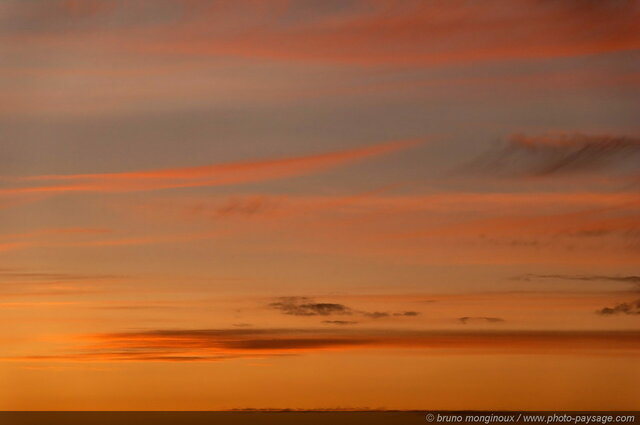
[1,139,420,196]
[9,329,640,362]
[0,227,114,252]
[107,190,640,265]
[0,225,224,253]
[131,1,640,66]
[6,1,639,67]
[129,190,640,224]
[0,266,127,299]
[419,206,640,240]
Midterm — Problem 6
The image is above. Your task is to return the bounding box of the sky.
[0,0,639,411]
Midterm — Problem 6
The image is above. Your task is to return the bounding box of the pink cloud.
[1,139,421,195]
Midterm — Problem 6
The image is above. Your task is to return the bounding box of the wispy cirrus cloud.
[514,274,640,305]
[0,139,420,196]
[361,312,390,319]
[213,196,281,218]
[393,311,419,317]
[0,227,114,252]
[0,227,111,240]
[0,266,129,299]
[322,320,359,326]
[269,297,353,317]
[458,317,505,325]
[597,299,640,316]
[269,297,420,321]
[514,274,640,285]
[511,274,640,318]
[128,190,640,223]
[0,268,125,284]
[0,225,224,253]
[434,200,640,237]
[21,0,636,66]
[8,328,640,363]
[3,1,639,121]
[469,133,640,178]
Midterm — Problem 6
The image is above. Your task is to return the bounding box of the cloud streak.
[458,317,505,325]
[269,297,353,317]
[515,274,640,285]
[4,0,640,68]
[106,1,640,66]
[0,268,125,284]
[0,139,420,196]
[9,328,640,362]
[268,297,420,321]
[470,133,640,178]
[597,299,640,316]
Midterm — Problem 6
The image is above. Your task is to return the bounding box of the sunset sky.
[1,0,639,411]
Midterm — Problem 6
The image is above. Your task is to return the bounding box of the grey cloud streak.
[470,133,640,178]
[268,297,420,321]
[8,328,640,363]
[597,299,640,316]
